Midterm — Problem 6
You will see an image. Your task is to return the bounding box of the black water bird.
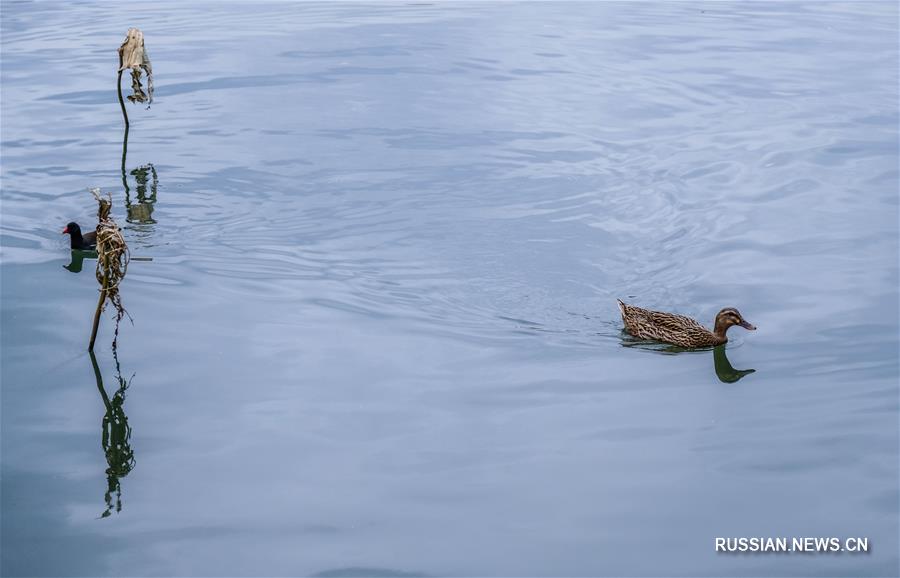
[62,222,97,250]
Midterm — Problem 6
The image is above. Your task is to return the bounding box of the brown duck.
[617,300,756,348]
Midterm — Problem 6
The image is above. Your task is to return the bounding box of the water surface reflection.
[713,344,756,383]
[0,1,895,576]
[89,351,135,518]
[621,335,756,383]
[125,163,158,225]
[63,250,95,273]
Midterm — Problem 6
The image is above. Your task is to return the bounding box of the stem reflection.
[89,349,136,518]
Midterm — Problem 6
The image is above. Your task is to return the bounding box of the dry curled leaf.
[118,28,153,106]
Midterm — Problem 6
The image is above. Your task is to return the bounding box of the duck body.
[62,222,97,250]
[617,300,755,349]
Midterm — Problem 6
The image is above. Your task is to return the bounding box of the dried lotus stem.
[88,188,131,352]
[116,28,153,130]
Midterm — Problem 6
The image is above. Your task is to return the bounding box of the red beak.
[61,226,69,234]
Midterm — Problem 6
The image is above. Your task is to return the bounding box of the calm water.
[1,2,898,576]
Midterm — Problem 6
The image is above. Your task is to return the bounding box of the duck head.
[713,308,756,339]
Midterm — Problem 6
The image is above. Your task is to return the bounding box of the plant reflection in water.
[89,349,135,518]
[125,163,157,224]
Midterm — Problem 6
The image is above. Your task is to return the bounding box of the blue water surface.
[1,2,898,576]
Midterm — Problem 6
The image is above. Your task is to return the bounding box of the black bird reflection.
[64,249,95,273]
[89,350,135,518]
[620,334,756,383]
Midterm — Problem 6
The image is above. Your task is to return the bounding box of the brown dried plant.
[89,188,131,351]
[117,28,153,128]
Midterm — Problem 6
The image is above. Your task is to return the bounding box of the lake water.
[1,2,898,576]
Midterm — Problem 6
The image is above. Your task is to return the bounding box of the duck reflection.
[125,163,158,224]
[712,345,755,383]
[620,333,756,383]
[89,350,135,518]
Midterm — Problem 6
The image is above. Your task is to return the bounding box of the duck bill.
[61,227,69,234]
[740,320,757,330]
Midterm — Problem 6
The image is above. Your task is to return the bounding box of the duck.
[617,299,756,348]
[62,222,97,250]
